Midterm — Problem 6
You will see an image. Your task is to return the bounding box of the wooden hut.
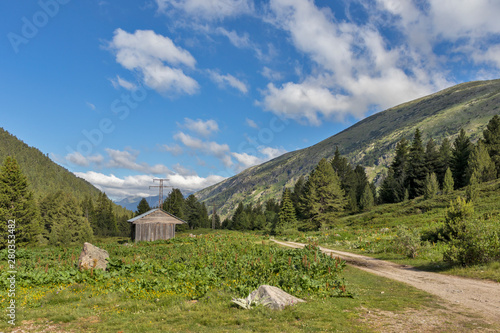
[128,209,187,242]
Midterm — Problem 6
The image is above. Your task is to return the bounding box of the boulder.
[247,285,305,310]
[78,242,109,271]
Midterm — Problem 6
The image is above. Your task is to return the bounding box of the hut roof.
[128,209,187,224]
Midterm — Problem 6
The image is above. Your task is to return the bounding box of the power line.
[149,178,171,209]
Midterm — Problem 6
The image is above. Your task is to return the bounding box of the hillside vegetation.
[197,79,500,218]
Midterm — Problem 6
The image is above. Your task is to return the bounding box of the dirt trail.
[272,239,500,324]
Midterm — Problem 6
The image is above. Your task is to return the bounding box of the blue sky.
[2,0,500,200]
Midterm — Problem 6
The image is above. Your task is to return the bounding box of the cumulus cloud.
[155,0,254,21]
[74,171,226,200]
[208,70,248,93]
[181,118,219,137]
[173,132,233,167]
[160,143,184,156]
[65,152,103,167]
[260,0,457,125]
[108,29,198,95]
[105,148,170,174]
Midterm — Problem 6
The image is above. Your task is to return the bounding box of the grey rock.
[78,242,109,271]
[247,285,305,310]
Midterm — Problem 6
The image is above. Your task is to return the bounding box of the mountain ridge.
[196,79,500,218]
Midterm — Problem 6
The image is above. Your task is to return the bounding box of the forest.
[1,115,500,249]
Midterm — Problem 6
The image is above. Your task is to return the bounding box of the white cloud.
[261,0,451,125]
[261,66,283,81]
[215,27,251,48]
[110,75,137,90]
[160,143,184,156]
[173,132,233,166]
[65,152,103,167]
[231,152,263,170]
[181,118,219,137]
[245,118,258,129]
[105,148,170,175]
[108,29,199,95]
[155,0,253,21]
[258,146,287,160]
[74,171,226,200]
[208,70,248,93]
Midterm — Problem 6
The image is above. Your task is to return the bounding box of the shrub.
[442,197,500,266]
[393,225,421,258]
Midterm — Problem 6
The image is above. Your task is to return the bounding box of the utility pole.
[149,179,171,209]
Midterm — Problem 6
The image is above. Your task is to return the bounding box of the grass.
[0,254,466,332]
[3,230,494,332]
[282,180,500,283]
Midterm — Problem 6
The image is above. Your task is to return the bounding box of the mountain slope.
[196,79,500,218]
[0,128,128,215]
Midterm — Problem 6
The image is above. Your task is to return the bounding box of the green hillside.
[0,128,130,217]
[196,79,500,218]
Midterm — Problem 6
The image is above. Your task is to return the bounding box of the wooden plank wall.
[134,223,175,242]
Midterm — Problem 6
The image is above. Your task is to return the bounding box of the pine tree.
[467,142,497,183]
[424,173,439,200]
[451,129,472,189]
[163,188,185,219]
[93,192,117,236]
[425,138,440,176]
[0,156,41,247]
[291,175,305,218]
[48,192,93,245]
[275,188,297,235]
[406,129,427,198]
[483,114,500,176]
[443,167,454,195]
[359,183,374,211]
[135,198,151,216]
[391,138,410,202]
[379,169,398,203]
[302,158,345,230]
[436,138,452,186]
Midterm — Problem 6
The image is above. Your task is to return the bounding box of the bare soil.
[273,239,500,332]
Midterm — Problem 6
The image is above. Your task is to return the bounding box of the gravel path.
[272,239,500,323]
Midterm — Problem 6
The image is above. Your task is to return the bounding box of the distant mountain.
[196,79,500,218]
[0,127,130,214]
[115,195,160,212]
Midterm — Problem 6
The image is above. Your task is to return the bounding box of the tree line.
[0,156,132,248]
[134,189,212,231]
[220,115,500,234]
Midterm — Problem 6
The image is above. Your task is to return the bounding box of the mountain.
[196,79,500,218]
[116,195,160,212]
[0,127,130,214]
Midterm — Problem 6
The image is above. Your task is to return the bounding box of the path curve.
[272,239,500,323]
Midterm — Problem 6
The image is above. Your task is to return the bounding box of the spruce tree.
[135,198,151,216]
[451,129,472,189]
[483,114,500,176]
[163,188,185,219]
[48,192,93,245]
[467,142,497,183]
[437,138,452,186]
[391,138,410,202]
[359,183,374,211]
[0,156,41,247]
[302,159,345,230]
[406,129,427,198]
[424,173,439,200]
[443,167,454,195]
[275,188,297,235]
[425,138,440,176]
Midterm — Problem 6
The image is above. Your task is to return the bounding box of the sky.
[1,0,500,201]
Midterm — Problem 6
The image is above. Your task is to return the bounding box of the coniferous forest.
[1,115,500,247]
